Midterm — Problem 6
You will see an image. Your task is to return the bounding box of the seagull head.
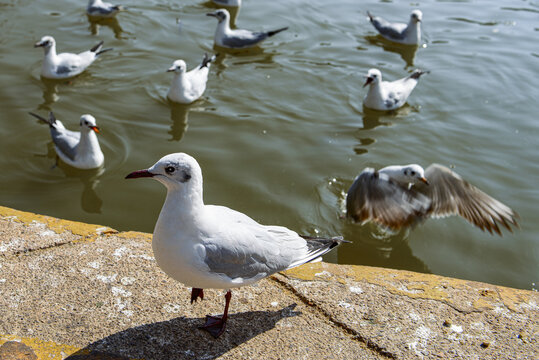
[34,36,55,49]
[80,114,100,133]
[410,10,422,23]
[167,60,187,74]
[402,164,429,185]
[363,68,382,87]
[206,9,230,23]
[126,153,202,192]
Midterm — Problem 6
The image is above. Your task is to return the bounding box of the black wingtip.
[90,40,104,53]
[367,11,374,22]
[267,26,288,37]
[410,69,430,80]
[29,111,55,127]
[96,47,113,56]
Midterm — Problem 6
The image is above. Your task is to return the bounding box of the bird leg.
[190,288,204,304]
[200,290,231,338]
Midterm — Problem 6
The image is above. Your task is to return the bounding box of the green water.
[0,0,537,290]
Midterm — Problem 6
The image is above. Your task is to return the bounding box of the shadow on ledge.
[66,304,300,360]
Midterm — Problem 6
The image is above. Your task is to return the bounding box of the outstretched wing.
[417,164,518,235]
[346,168,430,229]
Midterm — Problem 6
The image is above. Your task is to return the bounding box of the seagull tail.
[112,5,126,11]
[200,53,218,69]
[285,236,349,270]
[367,11,374,22]
[410,69,430,80]
[267,26,288,37]
[29,111,57,128]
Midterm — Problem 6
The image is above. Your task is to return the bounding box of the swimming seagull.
[211,0,241,7]
[125,153,345,338]
[34,36,112,79]
[87,0,125,18]
[206,9,288,49]
[29,112,104,170]
[346,164,519,235]
[167,53,217,104]
[363,68,428,111]
[367,9,422,45]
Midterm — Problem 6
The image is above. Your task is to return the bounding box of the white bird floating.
[167,53,217,104]
[206,8,288,49]
[87,0,125,18]
[346,163,519,235]
[126,153,345,338]
[362,68,428,111]
[34,36,112,79]
[30,112,104,170]
[367,9,422,45]
[211,0,241,7]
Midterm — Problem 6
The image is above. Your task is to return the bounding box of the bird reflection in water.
[168,103,191,142]
[365,35,421,69]
[88,16,125,39]
[38,78,61,110]
[57,161,105,214]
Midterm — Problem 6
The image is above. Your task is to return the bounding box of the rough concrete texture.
[0,206,537,359]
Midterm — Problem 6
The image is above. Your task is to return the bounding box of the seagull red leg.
[200,290,231,338]
[191,288,204,304]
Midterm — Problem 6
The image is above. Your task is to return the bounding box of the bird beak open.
[125,169,155,179]
[420,177,429,185]
[90,126,100,133]
[363,77,374,87]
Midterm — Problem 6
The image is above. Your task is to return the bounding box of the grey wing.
[222,31,267,48]
[50,128,79,160]
[56,65,78,75]
[417,164,519,235]
[346,168,431,229]
[371,17,406,41]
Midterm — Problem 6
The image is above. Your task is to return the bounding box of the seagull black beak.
[90,126,100,133]
[363,77,374,88]
[34,42,44,48]
[206,12,217,18]
[420,177,429,185]
[125,169,155,179]
[166,66,176,72]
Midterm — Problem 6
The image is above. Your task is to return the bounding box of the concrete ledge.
[1,207,537,359]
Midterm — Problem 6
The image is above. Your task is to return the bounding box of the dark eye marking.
[411,171,416,176]
[165,166,175,174]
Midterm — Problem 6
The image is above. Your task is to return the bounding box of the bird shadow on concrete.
[65,304,300,360]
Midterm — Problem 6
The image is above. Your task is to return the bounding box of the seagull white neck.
[216,17,232,39]
[77,130,102,160]
[378,165,409,185]
[406,21,421,43]
[43,43,57,61]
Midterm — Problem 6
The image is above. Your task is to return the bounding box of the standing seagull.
[29,112,104,170]
[126,153,345,338]
[367,9,422,45]
[87,0,125,18]
[34,36,112,79]
[167,53,217,104]
[206,9,288,49]
[346,163,518,235]
[362,68,428,111]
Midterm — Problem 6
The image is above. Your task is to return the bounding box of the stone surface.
[0,341,38,360]
[0,207,537,359]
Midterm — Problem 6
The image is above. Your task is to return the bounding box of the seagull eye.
[411,171,416,176]
[165,166,175,174]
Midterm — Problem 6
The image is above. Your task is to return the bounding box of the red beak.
[125,169,155,179]
[90,126,100,133]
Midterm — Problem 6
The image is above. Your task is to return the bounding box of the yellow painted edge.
[0,334,80,360]
[0,205,117,238]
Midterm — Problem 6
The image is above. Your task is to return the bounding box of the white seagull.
[87,0,125,18]
[367,9,422,45]
[362,68,428,111]
[346,163,519,235]
[126,153,345,338]
[167,53,217,104]
[206,9,288,49]
[29,112,104,170]
[211,0,241,7]
[34,36,112,79]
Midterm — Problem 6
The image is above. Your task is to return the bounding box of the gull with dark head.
[206,8,288,49]
[34,36,112,79]
[363,68,428,111]
[346,163,518,235]
[126,153,345,338]
[29,112,104,170]
[367,9,422,45]
[87,0,125,18]
[167,53,217,104]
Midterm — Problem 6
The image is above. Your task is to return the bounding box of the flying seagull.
[362,68,428,111]
[126,153,345,338]
[167,53,217,104]
[34,36,112,79]
[367,9,422,45]
[29,112,104,170]
[346,163,518,235]
[207,8,288,49]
